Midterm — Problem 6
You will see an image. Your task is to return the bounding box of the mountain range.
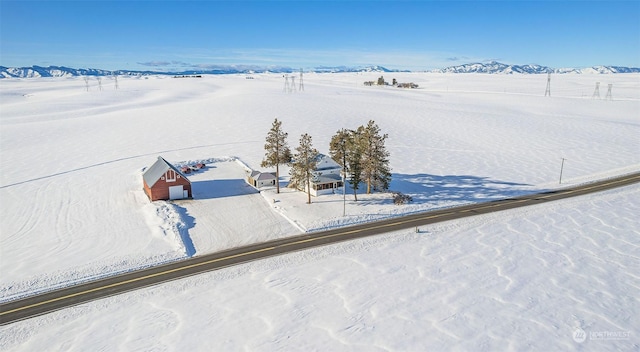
[433,61,640,74]
[1,62,638,78]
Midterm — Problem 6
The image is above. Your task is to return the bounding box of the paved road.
[2,172,639,325]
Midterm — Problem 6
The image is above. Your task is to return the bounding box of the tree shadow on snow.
[356,173,536,206]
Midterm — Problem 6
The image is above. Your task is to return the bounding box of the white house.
[309,154,344,196]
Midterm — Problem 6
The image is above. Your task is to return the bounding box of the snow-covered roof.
[142,156,190,188]
[250,171,277,181]
[312,173,342,184]
[314,153,342,171]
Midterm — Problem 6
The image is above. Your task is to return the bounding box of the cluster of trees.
[328,121,391,201]
[363,76,418,88]
[261,118,391,204]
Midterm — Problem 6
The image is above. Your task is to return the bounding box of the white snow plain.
[1,72,639,350]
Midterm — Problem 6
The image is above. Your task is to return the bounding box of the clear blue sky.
[1,0,639,71]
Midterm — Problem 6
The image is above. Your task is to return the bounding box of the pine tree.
[360,120,391,193]
[289,133,318,204]
[261,118,291,194]
[330,128,363,201]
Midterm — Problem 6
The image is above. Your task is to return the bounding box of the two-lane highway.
[2,172,639,325]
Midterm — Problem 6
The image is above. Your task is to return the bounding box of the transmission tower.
[114,74,119,90]
[83,76,90,91]
[290,75,296,92]
[605,84,612,100]
[544,72,551,97]
[283,74,290,92]
[299,68,305,91]
[592,82,600,99]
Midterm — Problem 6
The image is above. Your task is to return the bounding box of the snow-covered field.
[1,72,639,349]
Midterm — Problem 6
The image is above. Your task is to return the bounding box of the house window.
[166,169,176,182]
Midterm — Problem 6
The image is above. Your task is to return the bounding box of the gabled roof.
[314,153,342,171]
[250,170,277,181]
[142,156,190,188]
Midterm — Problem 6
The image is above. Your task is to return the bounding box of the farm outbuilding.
[142,156,192,201]
[247,170,277,189]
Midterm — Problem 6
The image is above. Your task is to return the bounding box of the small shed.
[142,156,192,201]
[247,170,277,189]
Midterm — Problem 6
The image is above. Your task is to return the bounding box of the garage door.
[169,185,185,200]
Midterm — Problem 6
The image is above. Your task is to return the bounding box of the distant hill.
[2,62,638,78]
[0,65,398,78]
[434,61,640,74]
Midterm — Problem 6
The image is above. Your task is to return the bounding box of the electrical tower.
[592,82,600,99]
[97,77,103,91]
[283,74,290,92]
[114,74,119,90]
[605,84,612,100]
[299,68,305,91]
[290,75,296,92]
[544,72,551,97]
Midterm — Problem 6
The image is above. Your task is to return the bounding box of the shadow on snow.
[191,179,258,200]
[392,173,534,202]
[342,173,536,206]
[171,204,197,257]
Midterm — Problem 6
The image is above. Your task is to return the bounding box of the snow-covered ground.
[1,73,639,349]
[1,184,638,350]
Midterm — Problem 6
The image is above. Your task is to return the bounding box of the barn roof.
[142,156,190,188]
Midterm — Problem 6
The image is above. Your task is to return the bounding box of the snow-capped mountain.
[434,61,640,74]
[2,62,638,78]
[0,65,398,78]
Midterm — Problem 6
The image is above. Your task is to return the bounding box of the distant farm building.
[309,154,344,196]
[247,171,277,189]
[142,156,192,201]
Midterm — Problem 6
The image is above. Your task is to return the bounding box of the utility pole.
[342,170,346,217]
[559,158,566,184]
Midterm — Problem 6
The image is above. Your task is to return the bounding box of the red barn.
[142,156,192,201]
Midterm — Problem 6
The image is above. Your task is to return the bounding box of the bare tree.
[261,118,291,193]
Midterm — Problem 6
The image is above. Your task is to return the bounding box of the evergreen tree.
[347,130,365,201]
[289,133,318,204]
[360,120,391,193]
[330,128,364,201]
[261,118,291,193]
